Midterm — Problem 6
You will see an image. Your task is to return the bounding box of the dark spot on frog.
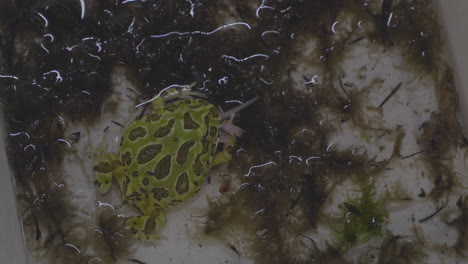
[176,140,195,165]
[93,162,112,173]
[149,155,171,180]
[144,113,162,123]
[132,171,139,178]
[151,187,169,201]
[175,173,190,195]
[183,111,200,129]
[154,119,176,138]
[201,139,210,155]
[173,137,180,143]
[136,144,163,164]
[196,99,207,105]
[209,126,218,138]
[193,155,205,177]
[128,127,147,141]
[142,177,149,186]
[122,151,132,166]
[93,180,101,188]
[209,106,220,118]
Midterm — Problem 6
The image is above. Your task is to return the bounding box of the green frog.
[93,82,257,240]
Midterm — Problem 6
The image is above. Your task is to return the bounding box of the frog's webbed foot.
[214,97,258,165]
[126,212,167,241]
[221,122,243,137]
[93,152,123,194]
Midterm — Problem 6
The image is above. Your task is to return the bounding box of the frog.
[93,82,257,240]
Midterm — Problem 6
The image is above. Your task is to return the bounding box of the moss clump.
[333,185,387,248]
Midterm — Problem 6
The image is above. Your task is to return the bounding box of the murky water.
[0,0,467,263]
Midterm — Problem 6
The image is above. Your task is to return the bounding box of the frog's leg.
[126,210,167,241]
[93,152,123,194]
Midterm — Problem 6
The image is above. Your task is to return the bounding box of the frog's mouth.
[164,94,209,104]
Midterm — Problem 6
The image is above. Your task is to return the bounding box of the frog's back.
[118,98,221,209]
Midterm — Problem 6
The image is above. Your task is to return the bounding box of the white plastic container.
[1,0,467,263]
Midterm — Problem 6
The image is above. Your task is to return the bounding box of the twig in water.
[338,76,350,98]
[111,120,124,127]
[419,200,448,223]
[227,243,240,255]
[348,36,365,45]
[378,82,402,108]
[401,150,425,160]
[128,259,147,264]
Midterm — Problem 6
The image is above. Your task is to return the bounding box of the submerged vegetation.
[0,0,465,263]
[333,185,387,248]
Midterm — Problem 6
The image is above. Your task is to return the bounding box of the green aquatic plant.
[333,184,387,248]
